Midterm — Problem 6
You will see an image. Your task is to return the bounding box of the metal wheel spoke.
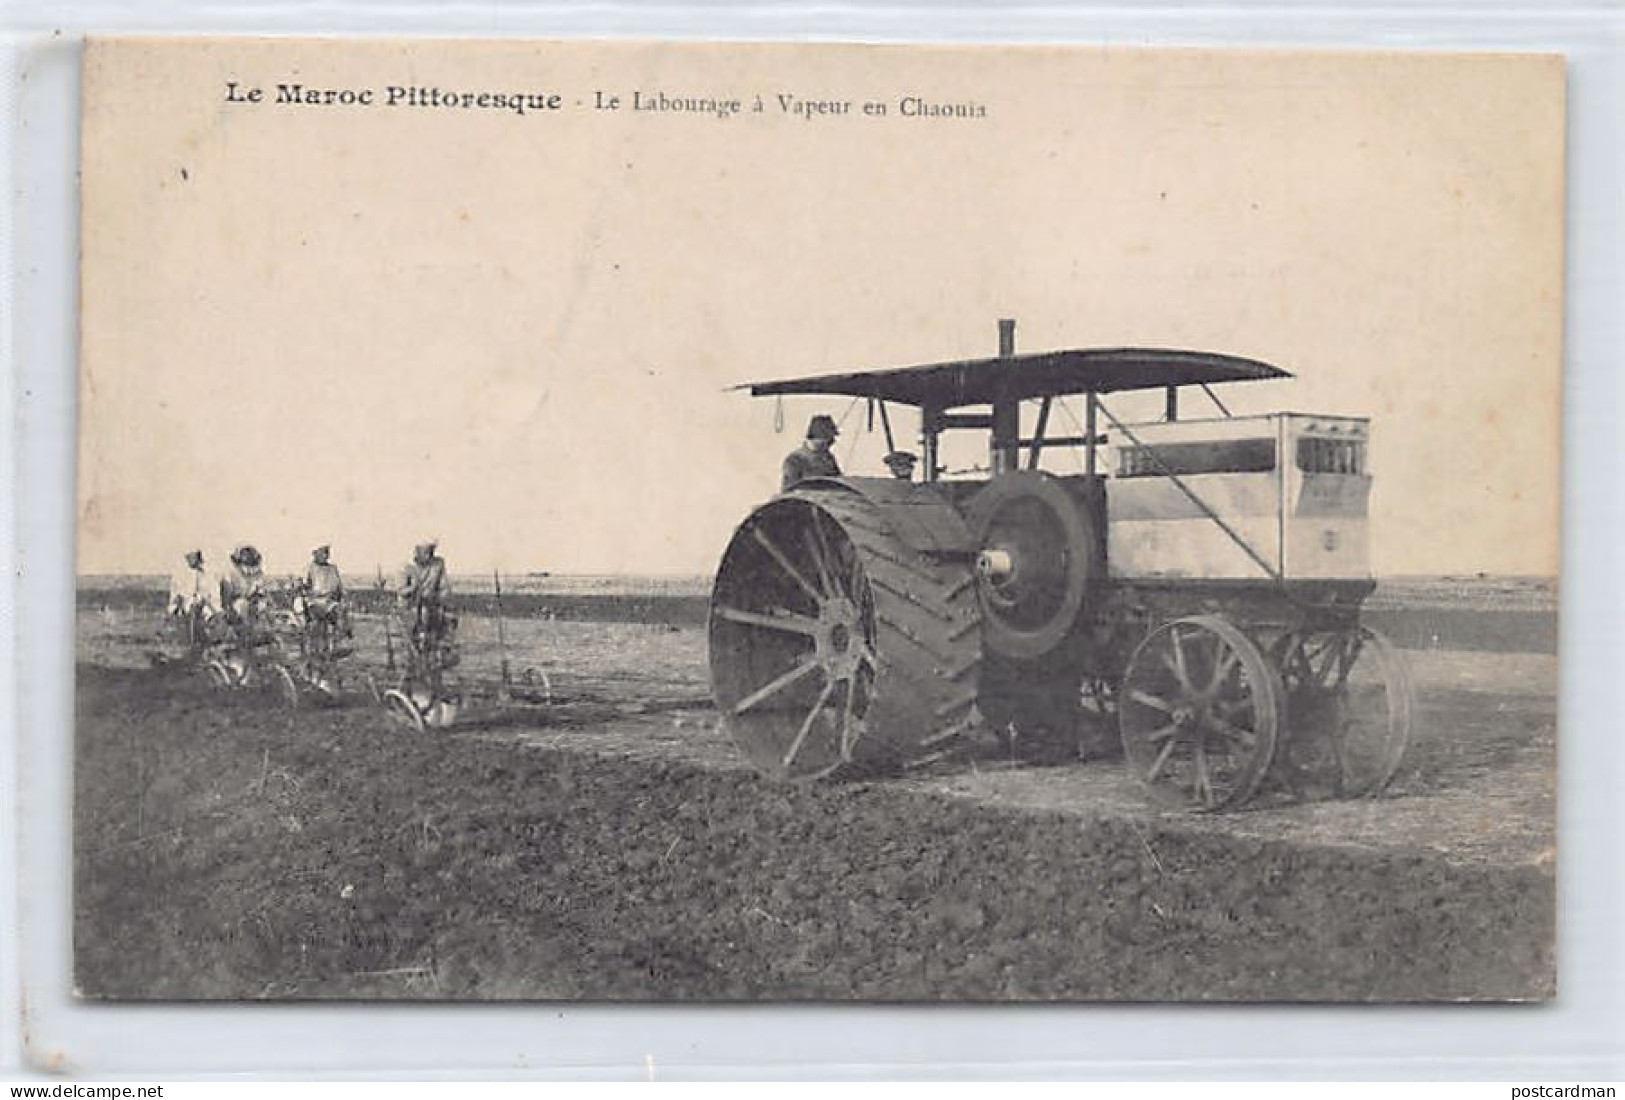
[1331,635,1362,691]
[1207,648,1240,695]
[806,512,842,599]
[1145,737,1179,782]
[715,604,822,637]
[1194,743,1214,807]
[1164,627,1195,692]
[750,525,824,605]
[783,677,838,769]
[844,560,872,613]
[1128,688,1176,714]
[1143,722,1179,743]
[732,656,823,715]
[839,673,859,757]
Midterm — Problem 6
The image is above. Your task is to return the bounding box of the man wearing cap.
[883,450,919,481]
[781,414,843,492]
[303,544,350,639]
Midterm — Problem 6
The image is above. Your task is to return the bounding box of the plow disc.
[709,486,982,780]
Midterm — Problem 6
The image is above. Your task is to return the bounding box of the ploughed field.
[73,577,1556,1001]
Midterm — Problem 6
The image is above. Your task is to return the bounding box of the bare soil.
[73,608,1555,1002]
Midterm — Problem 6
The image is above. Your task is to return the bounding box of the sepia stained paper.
[75,36,1562,1002]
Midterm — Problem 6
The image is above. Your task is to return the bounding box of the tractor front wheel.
[1274,625,1414,797]
[1120,615,1282,811]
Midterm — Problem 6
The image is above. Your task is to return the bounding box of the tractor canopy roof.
[738,347,1291,408]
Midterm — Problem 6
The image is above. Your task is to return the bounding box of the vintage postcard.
[76,37,1562,1001]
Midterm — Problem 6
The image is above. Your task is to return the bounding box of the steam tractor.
[708,321,1414,811]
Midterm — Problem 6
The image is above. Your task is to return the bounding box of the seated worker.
[781,414,842,491]
[166,549,217,650]
[302,544,351,639]
[883,450,919,481]
[219,544,267,628]
[399,538,453,646]
[168,549,217,621]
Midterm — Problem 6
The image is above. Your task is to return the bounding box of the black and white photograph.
[73,36,1563,1003]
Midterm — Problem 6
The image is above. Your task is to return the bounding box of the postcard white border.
[6,0,1623,1081]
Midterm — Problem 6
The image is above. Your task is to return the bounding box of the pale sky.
[79,39,1564,578]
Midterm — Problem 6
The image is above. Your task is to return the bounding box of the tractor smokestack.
[991,318,1019,473]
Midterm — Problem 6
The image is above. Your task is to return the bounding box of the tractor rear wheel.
[710,488,982,780]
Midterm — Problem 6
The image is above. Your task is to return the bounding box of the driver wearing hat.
[400,538,453,657]
[304,544,350,637]
[400,538,451,610]
[781,414,843,491]
[220,544,266,624]
[883,450,919,481]
[168,549,217,621]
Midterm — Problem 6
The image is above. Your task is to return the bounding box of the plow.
[202,592,370,710]
[201,614,301,708]
[378,570,554,734]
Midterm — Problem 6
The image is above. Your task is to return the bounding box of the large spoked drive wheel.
[709,489,981,781]
[1120,615,1283,811]
[1276,626,1414,797]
